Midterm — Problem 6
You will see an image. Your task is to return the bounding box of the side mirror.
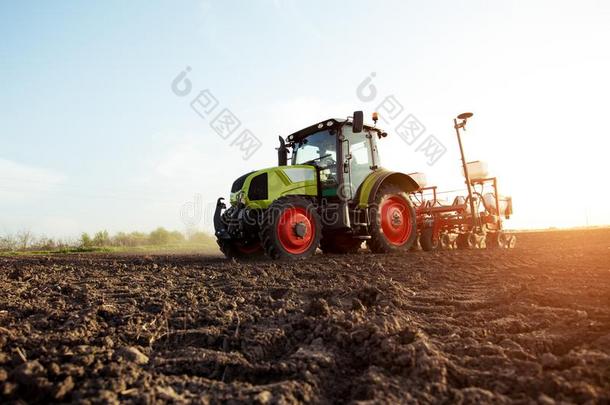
[352,111,364,133]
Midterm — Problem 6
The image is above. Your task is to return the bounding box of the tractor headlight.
[236,190,246,204]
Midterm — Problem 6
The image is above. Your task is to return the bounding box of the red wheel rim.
[276,207,315,254]
[380,196,413,246]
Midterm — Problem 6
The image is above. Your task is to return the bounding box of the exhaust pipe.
[277,136,288,166]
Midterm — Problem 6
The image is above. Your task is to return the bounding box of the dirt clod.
[306,298,330,317]
[54,376,74,399]
[255,390,273,404]
[115,346,149,365]
[541,352,559,368]
[12,360,45,385]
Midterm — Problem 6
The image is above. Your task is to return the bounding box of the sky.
[1,0,609,239]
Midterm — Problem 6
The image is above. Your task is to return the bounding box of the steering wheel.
[319,155,336,169]
[303,154,336,169]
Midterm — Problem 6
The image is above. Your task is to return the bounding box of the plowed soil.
[1,228,609,404]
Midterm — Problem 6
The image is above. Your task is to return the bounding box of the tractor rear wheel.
[419,227,440,252]
[260,196,321,259]
[367,184,417,253]
[320,232,362,254]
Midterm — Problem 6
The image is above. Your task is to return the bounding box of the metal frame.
[411,176,512,248]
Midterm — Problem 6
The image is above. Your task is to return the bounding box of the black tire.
[419,227,440,252]
[456,232,475,249]
[218,239,263,259]
[440,233,455,250]
[259,196,321,260]
[486,232,498,249]
[366,184,417,253]
[457,232,486,249]
[486,232,507,249]
[320,232,362,254]
[506,233,517,248]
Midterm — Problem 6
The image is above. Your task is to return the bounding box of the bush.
[81,233,93,248]
[189,232,215,245]
[93,230,110,247]
[35,236,57,251]
[169,231,185,244]
[16,230,32,250]
[2,227,212,253]
[148,227,171,246]
[0,235,17,251]
[112,232,148,247]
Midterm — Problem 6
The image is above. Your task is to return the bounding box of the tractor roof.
[286,118,380,144]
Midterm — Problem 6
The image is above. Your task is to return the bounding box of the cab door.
[341,126,378,201]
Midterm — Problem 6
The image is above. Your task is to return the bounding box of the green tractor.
[214,111,422,259]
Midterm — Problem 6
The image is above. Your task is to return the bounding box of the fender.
[356,169,421,209]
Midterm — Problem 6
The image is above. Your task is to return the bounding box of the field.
[1,228,609,403]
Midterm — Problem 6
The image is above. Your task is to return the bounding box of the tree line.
[0,228,215,252]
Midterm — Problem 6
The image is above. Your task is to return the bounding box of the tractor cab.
[283,113,383,202]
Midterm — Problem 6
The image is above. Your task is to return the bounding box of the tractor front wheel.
[218,239,263,259]
[260,196,321,259]
[367,184,417,253]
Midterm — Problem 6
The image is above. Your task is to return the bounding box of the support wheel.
[260,196,321,259]
[456,233,472,249]
[486,232,505,249]
[367,184,417,253]
[486,232,517,249]
[440,233,456,250]
[457,232,486,249]
[419,227,440,252]
[505,233,517,248]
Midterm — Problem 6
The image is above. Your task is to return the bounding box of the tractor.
[214,111,421,259]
